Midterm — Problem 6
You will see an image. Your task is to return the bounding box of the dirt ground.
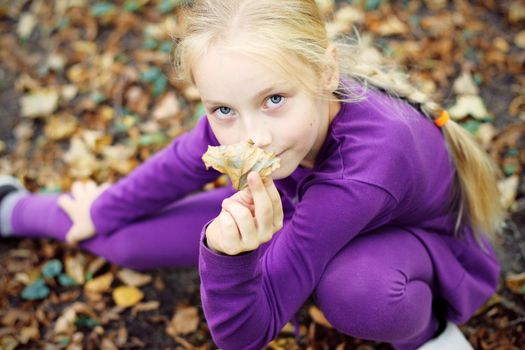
[1,0,525,349]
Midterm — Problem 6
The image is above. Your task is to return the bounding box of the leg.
[9,186,236,270]
[313,227,441,350]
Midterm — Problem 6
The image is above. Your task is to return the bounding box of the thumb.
[65,225,88,245]
[57,195,74,216]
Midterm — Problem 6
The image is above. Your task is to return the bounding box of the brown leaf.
[166,306,199,336]
[84,272,114,294]
[131,301,160,317]
[505,272,525,295]
[308,306,333,329]
[202,139,280,190]
[65,253,87,285]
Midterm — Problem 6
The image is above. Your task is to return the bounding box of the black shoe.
[0,175,25,202]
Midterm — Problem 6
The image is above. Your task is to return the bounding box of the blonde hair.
[173,0,505,245]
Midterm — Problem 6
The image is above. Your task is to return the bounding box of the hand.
[57,180,111,245]
[205,172,284,256]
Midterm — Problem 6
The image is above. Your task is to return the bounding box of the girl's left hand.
[205,172,284,256]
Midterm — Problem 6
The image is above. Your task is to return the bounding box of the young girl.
[0,0,505,349]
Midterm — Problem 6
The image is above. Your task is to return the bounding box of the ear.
[322,43,339,93]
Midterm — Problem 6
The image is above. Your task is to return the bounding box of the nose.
[244,119,272,149]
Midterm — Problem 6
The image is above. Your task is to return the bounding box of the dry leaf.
[20,90,60,118]
[202,139,280,190]
[116,269,152,287]
[152,92,180,120]
[505,272,525,295]
[308,306,333,329]
[44,115,78,141]
[166,306,199,336]
[453,72,479,95]
[498,175,519,211]
[65,254,86,285]
[84,272,114,294]
[448,95,489,120]
[131,301,160,316]
[112,286,144,308]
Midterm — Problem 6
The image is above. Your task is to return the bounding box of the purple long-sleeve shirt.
[90,88,499,349]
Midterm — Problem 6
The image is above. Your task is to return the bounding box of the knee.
[315,263,432,341]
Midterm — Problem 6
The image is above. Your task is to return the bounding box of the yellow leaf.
[84,272,114,294]
[112,286,144,308]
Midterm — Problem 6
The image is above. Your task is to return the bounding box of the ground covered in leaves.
[1,0,525,349]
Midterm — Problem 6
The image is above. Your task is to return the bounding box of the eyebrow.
[203,85,285,107]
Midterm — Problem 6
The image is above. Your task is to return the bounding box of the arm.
[90,116,222,235]
[199,179,397,349]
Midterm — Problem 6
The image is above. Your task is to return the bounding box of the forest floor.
[1,0,525,349]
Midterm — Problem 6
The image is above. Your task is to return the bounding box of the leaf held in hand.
[202,139,280,190]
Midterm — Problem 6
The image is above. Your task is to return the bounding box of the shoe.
[416,321,474,350]
[0,175,25,199]
[0,175,27,237]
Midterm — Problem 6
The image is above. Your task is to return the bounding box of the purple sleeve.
[198,179,397,349]
[90,116,221,235]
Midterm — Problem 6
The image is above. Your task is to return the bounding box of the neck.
[299,98,342,169]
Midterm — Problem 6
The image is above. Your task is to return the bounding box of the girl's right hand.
[57,180,111,245]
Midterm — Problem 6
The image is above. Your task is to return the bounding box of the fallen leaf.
[112,286,144,308]
[308,306,333,329]
[116,269,152,287]
[448,95,489,120]
[17,12,36,39]
[131,301,160,316]
[515,31,525,49]
[453,71,479,95]
[498,175,519,211]
[166,306,199,336]
[65,254,87,285]
[152,92,180,120]
[505,272,525,295]
[44,115,78,141]
[0,335,18,350]
[20,90,60,118]
[84,272,114,294]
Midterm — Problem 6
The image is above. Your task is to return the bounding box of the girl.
[0,0,505,349]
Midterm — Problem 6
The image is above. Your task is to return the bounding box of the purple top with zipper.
[90,87,499,349]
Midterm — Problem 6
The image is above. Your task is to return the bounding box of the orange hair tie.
[435,110,450,127]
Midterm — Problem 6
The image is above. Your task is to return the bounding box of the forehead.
[192,43,310,101]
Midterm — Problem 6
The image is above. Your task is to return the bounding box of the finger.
[71,181,84,197]
[218,210,242,255]
[222,198,258,251]
[262,177,284,231]
[85,180,97,192]
[229,189,255,214]
[65,225,82,245]
[247,172,273,238]
[57,195,75,216]
[99,182,112,192]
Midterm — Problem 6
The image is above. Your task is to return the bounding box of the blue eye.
[266,95,285,108]
[214,106,233,118]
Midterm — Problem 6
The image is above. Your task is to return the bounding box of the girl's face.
[192,44,340,179]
